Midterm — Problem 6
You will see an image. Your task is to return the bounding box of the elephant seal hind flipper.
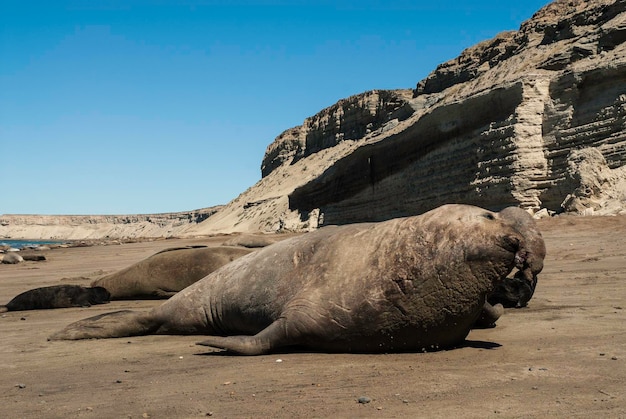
[2,285,110,312]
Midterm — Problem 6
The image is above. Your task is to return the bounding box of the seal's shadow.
[194,345,329,357]
[194,340,502,356]
[457,340,502,350]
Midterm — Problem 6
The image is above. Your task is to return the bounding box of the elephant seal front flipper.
[197,319,290,355]
[473,302,505,329]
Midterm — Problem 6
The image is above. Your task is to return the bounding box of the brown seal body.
[1,252,24,264]
[50,204,545,355]
[91,246,254,299]
[0,285,110,312]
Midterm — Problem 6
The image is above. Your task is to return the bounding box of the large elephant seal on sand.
[92,246,254,299]
[0,285,110,312]
[50,204,545,354]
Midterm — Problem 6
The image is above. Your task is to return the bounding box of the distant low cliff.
[0,207,221,240]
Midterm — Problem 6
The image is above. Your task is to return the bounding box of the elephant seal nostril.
[514,250,529,269]
[488,269,536,308]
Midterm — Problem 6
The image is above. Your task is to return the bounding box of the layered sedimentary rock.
[258,0,626,229]
[261,90,415,177]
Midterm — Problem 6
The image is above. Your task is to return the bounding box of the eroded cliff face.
[261,89,415,177]
[251,0,626,230]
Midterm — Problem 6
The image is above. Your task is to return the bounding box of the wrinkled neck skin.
[371,208,528,350]
[293,206,529,351]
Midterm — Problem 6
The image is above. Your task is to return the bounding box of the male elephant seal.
[50,204,545,355]
[91,246,254,299]
[0,285,110,312]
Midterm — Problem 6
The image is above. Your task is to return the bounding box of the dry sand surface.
[1,217,625,418]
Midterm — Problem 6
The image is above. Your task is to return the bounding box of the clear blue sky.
[1,0,551,215]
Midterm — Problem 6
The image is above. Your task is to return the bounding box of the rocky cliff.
[260,89,416,177]
[2,0,625,239]
[190,0,626,234]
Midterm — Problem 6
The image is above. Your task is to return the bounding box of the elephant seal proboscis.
[50,204,545,354]
[91,246,254,299]
[0,285,110,313]
[487,207,546,308]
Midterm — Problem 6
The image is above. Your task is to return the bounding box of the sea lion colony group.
[1,204,546,355]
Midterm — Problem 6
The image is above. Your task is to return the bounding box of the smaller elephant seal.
[91,246,254,299]
[22,254,47,262]
[1,252,24,264]
[0,285,110,313]
[50,204,545,355]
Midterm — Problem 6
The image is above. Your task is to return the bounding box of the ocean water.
[0,240,64,250]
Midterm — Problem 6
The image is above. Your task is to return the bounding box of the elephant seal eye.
[483,213,495,220]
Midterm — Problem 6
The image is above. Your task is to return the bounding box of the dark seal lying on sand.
[50,204,545,355]
[0,285,110,313]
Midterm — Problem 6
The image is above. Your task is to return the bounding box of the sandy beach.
[1,215,625,418]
